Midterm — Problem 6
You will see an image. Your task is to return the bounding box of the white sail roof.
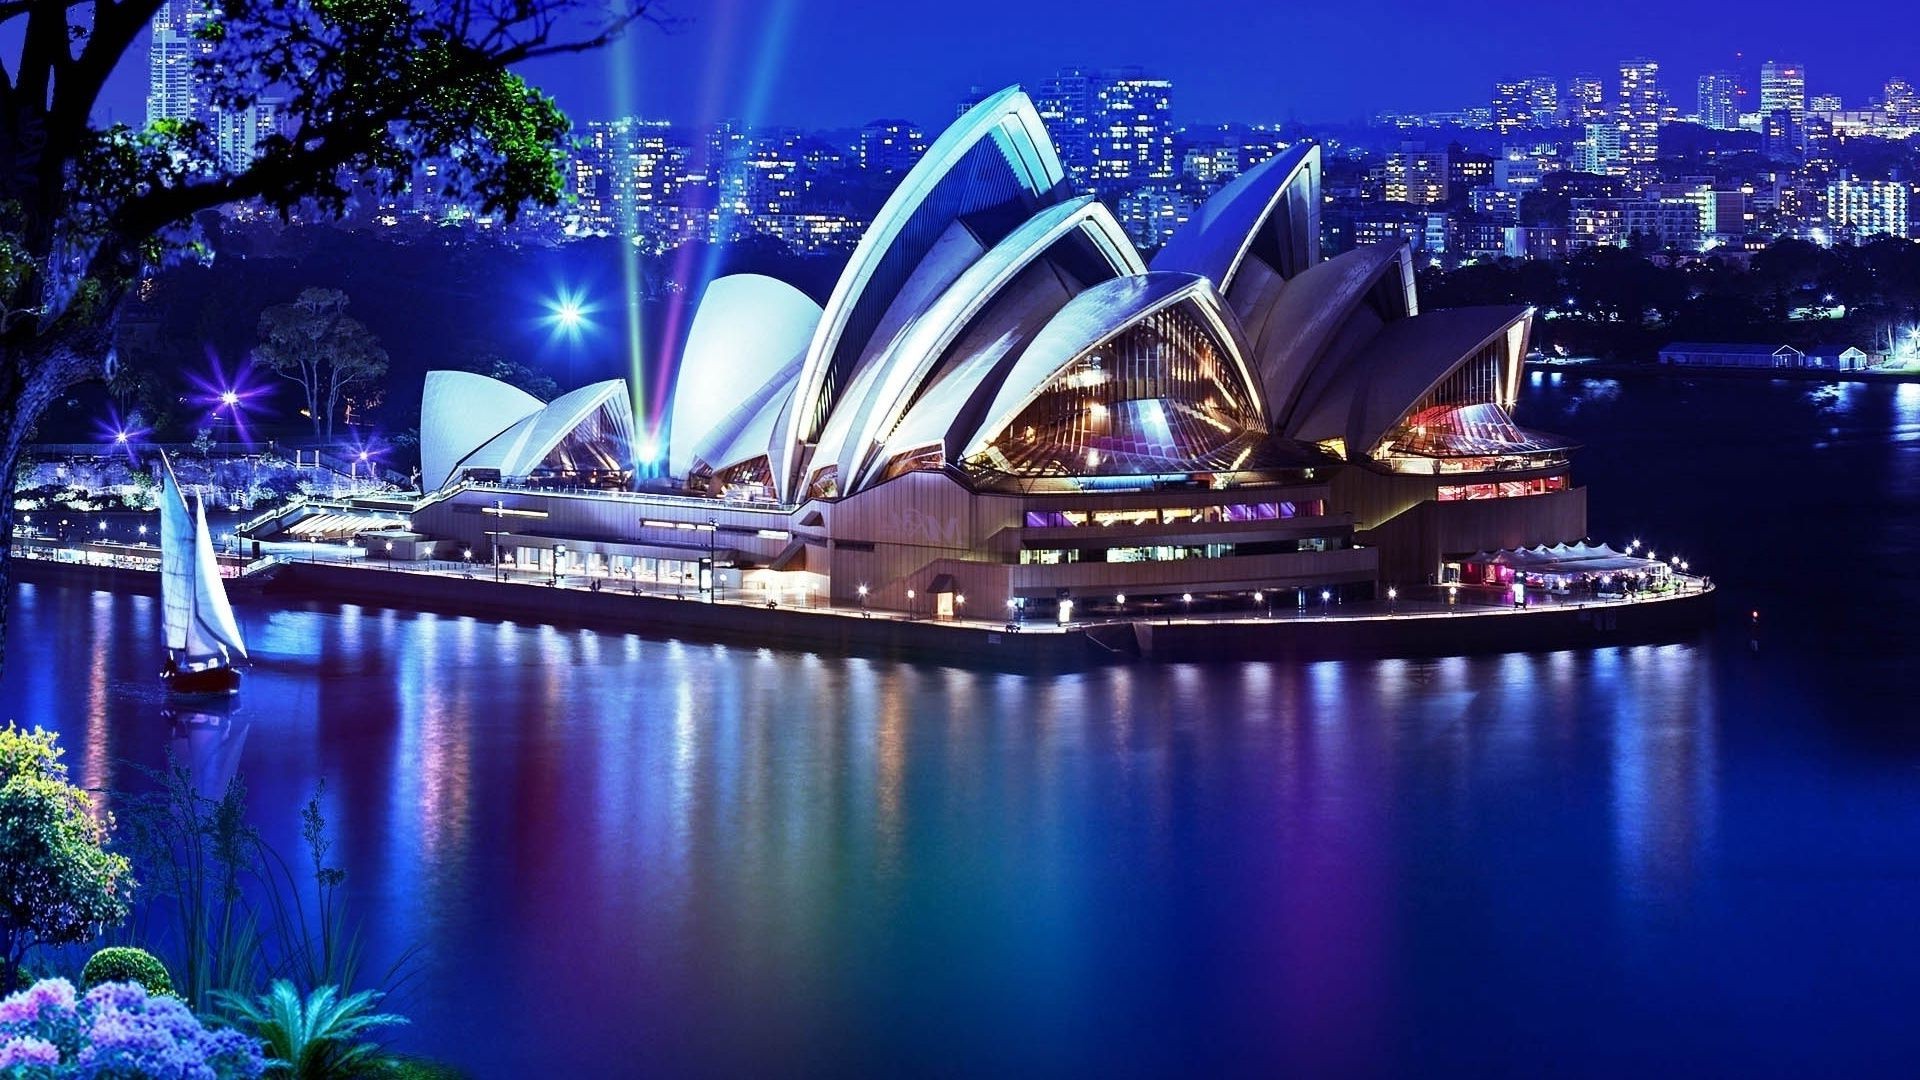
[669,274,821,478]
[1152,143,1322,293]
[960,272,1261,459]
[779,85,1066,500]
[420,370,545,491]
[420,375,636,489]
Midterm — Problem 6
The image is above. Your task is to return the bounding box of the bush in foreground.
[215,980,407,1080]
[0,977,267,1077]
[0,725,134,992]
[81,947,174,998]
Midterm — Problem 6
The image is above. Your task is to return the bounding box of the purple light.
[185,354,267,444]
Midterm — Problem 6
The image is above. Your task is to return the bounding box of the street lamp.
[857,583,868,612]
[1320,588,1331,616]
[1448,584,1458,611]
[707,517,718,603]
[1387,586,1398,613]
[906,588,915,619]
[1181,593,1192,623]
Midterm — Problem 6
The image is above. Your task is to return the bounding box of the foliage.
[0,0,662,674]
[459,353,558,403]
[0,977,268,1078]
[0,726,133,993]
[214,981,407,1080]
[118,767,416,1014]
[251,289,391,441]
[80,947,174,998]
[1418,236,1920,362]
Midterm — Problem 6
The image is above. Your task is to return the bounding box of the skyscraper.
[1760,61,1806,127]
[148,0,280,172]
[1035,68,1097,189]
[1035,67,1175,194]
[146,0,211,128]
[1697,71,1739,130]
[1493,78,1533,134]
[1887,77,1920,126]
[1616,58,1661,169]
[1569,74,1608,123]
[1385,148,1450,206]
[1090,69,1176,190]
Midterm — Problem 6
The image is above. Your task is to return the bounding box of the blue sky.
[84,0,1920,130]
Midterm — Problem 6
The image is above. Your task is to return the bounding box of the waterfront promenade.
[9,538,1716,668]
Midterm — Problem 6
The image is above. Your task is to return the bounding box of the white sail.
[158,452,247,666]
[158,453,196,655]
[191,495,248,661]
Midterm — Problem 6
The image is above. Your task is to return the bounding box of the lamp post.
[1180,592,1192,624]
[1448,584,1458,612]
[906,588,915,620]
[1320,588,1331,617]
[857,583,869,616]
[1387,585,1398,614]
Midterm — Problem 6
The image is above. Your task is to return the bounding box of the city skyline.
[87,0,1919,131]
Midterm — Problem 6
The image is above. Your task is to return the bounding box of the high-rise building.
[1569,74,1608,123]
[1493,78,1533,134]
[1494,75,1560,133]
[1760,61,1807,127]
[857,120,928,173]
[147,0,280,172]
[1384,148,1450,206]
[1036,67,1175,193]
[1826,173,1910,243]
[1886,77,1920,126]
[1697,71,1740,130]
[1034,68,1097,188]
[146,0,212,128]
[1527,77,1562,126]
[1616,59,1661,168]
[1575,123,1625,175]
[1091,69,1176,190]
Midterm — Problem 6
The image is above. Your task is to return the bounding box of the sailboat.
[158,452,248,695]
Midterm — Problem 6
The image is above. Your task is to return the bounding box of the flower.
[0,1035,62,1069]
[0,978,78,1026]
[0,978,267,1079]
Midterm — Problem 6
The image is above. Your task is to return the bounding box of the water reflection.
[0,558,1873,1074]
[165,709,251,800]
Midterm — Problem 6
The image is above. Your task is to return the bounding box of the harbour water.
[4,374,1919,1075]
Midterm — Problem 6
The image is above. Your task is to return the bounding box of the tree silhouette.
[0,0,663,661]
[253,288,390,441]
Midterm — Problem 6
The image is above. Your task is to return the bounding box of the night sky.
[82,0,1920,130]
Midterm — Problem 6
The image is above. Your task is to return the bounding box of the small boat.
[158,452,247,696]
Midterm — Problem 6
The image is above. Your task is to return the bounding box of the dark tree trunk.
[0,325,117,679]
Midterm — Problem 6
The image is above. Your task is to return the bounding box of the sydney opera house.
[411,87,1584,618]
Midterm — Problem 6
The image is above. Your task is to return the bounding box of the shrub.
[215,981,407,1080]
[82,947,174,997]
[0,977,267,1078]
[0,725,134,992]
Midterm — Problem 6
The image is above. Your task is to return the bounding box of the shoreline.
[10,555,1717,671]
[1528,359,1920,384]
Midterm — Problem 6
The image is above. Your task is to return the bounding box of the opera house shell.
[416,86,1586,614]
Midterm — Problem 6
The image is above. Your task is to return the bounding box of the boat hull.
[163,665,242,697]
